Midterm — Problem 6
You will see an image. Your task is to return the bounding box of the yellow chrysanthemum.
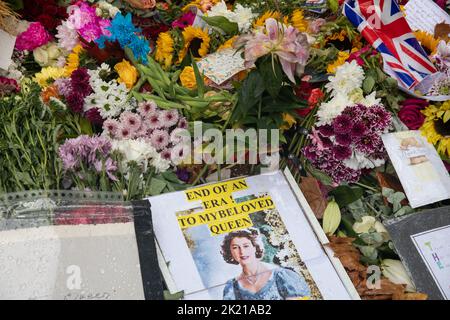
[178,26,211,64]
[34,67,66,87]
[180,66,197,89]
[64,44,84,77]
[421,102,450,157]
[114,59,138,89]
[291,9,308,32]
[218,36,237,51]
[327,51,350,74]
[155,31,175,70]
[414,30,440,56]
[253,11,282,27]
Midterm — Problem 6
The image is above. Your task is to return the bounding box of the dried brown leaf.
[300,177,327,219]
[435,22,450,42]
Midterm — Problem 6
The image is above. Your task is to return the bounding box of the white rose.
[33,47,49,66]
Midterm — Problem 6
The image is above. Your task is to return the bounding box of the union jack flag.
[343,0,437,90]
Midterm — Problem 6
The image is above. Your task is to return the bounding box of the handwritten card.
[197,48,247,85]
[412,226,450,299]
[382,131,450,208]
[0,29,16,70]
[405,0,450,34]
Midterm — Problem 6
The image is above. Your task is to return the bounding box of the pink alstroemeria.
[236,18,310,83]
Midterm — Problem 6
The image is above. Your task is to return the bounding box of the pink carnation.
[15,22,51,51]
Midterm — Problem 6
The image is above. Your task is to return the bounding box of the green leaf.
[79,117,93,135]
[327,0,339,13]
[232,71,264,121]
[164,290,184,300]
[149,178,168,196]
[201,16,239,35]
[330,186,364,207]
[15,172,35,186]
[259,56,283,98]
[305,163,334,186]
[190,52,205,98]
[363,76,376,94]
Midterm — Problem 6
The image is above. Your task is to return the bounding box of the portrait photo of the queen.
[220,228,312,300]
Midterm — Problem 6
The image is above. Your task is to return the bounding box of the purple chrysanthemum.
[160,109,180,128]
[351,121,367,138]
[318,124,334,137]
[85,108,103,125]
[335,134,352,146]
[332,145,352,161]
[103,119,120,137]
[120,111,142,132]
[333,114,353,135]
[138,101,157,117]
[66,93,85,114]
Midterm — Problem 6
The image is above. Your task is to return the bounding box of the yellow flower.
[155,31,174,70]
[421,102,450,156]
[114,59,138,89]
[180,66,197,89]
[253,11,282,27]
[34,67,66,87]
[281,113,297,130]
[64,44,84,77]
[414,30,439,56]
[291,9,308,32]
[218,36,237,51]
[327,51,350,74]
[178,26,211,64]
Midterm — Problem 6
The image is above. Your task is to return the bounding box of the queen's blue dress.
[223,267,311,300]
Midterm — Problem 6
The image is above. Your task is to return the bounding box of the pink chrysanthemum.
[161,148,172,161]
[146,112,162,129]
[103,119,120,137]
[171,143,188,165]
[178,117,188,129]
[117,124,134,140]
[150,129,170,150]
[120,111,142,132]
[160,109,180,128]
[138,100,157,117]
[15,22,51,51]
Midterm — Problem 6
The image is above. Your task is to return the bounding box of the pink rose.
[398,99,429,130]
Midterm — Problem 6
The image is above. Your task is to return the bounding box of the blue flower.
[95,12,151,63]
[126,37,150,64]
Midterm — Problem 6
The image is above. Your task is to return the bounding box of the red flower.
[308,88,325,106]
[398,99,429,130]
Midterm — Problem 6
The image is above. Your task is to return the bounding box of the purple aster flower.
[117,125,134,140]
[333,114,353,135]
[176,168,191,182]
[332,145,352,161]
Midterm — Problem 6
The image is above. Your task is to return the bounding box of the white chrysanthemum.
[151,153,171,173]
[111,139,157,168]
[233,4,257,32]
[207,1,232,19]
[344,151,385,170]
[316,93,354,126]
[362,91,382,107]
[325,60,365,97]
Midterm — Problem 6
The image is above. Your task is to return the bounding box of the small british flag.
[343,0,437,90]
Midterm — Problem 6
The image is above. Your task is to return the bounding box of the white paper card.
[0,29,16,70]
[405,0,450,34]
[149,171,353,300]
[411,226,450,299]
[0,223,145,300]
[382,131,450,208]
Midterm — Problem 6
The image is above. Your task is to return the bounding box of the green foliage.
[0,82,82,193]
